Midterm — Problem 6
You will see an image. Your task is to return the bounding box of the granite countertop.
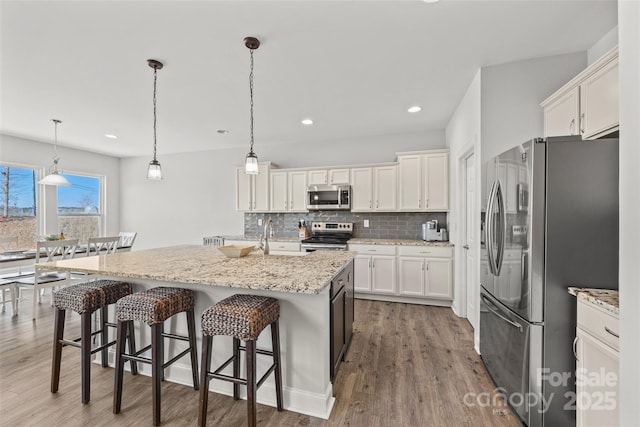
[37,245,356,295]
[347,238,454,247]
[568,287,619,315]
[223,235,302,243]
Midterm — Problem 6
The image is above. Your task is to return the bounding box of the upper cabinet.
[307,168,350,185]
[542,47,618,140]
[235,163,270,212]
[397,151,449,211]
[270,170,307,212]
[350,165,397,212]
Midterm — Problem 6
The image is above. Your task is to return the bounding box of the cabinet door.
[236,167,252,211]
[269,171,288,212]
[398,257,425,296]
[425,258,452,299]
[288,171,308,212]
[424,153,449,211]
[398,155,422,210]
[350,168,373,211]
[254,164,271,211]
[544,86,580,137]
[308,170,327,185]
[580,59,619,139]
[576,328,619,427]
[374,166,397,211]
[328,169,350,184]
[371,255,396,294]
[353,255,372,292]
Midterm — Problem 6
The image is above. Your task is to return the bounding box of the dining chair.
[117,232,137,251]
[0,279,17,316]
[15,239,79,320]
[87,236,120,256]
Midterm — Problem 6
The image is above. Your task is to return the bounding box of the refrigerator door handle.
[481,294,523,332]
[495,180,506,275]
[485,181,498,275]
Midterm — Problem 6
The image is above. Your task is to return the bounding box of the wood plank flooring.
[0,297,522,426]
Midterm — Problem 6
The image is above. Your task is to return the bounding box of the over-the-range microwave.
[306,184,351,210]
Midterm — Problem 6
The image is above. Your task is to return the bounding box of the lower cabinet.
[575,299,619,427]
[330,260,354,381]
[398,246,453,299]
[350,243,454,304]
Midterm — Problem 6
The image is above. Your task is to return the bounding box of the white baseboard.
[355,293,452,307]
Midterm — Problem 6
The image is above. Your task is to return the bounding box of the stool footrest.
[209,372,247,385]
[238,344,274,358]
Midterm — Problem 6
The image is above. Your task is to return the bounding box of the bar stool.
[51,279,136,404]
[198,294,283,427]
[113,287,199,426]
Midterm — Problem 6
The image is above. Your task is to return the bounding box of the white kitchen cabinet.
[269,170,307,212]
[235,163,270,212]
[542,47,618,140]
[350,166,397,212]
[307,168,350,185]
[397,246,453,299]
[575,299,619,427]
[350,244,397,294]
[397,151,449,211]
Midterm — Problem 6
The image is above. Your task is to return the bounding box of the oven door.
[301,243,347,252]
[480,287,538,426]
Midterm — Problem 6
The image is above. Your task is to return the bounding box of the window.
[57,173,102,244]
[0,165,38,249]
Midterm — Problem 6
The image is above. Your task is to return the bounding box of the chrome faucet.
[260,217,275,255]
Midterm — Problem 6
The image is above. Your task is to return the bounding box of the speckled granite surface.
[568,287,619,315]
[37,245,356,294]
[347,238,454,247]
[223,235,301,242]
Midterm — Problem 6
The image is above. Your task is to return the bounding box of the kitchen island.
[38,245,356,419]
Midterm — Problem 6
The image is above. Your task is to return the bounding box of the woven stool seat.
[53,280,133,314]
[116,287,195,325]
[201,294,280,340]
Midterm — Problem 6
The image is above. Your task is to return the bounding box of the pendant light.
[244,37,260,175]
[147,59,163,180]
[39,119,71,186]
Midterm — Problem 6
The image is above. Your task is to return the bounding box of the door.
[254,164,270,211]
[425,258,452,299]
[424,153,449,210]
[398,257,424,296]
[464,153,477,327]
[236,167,252,211]
[580,58,619,139]
[270,171,288,212]
[544,86,580,137]
[353,255,371,292]
[350,168,372,211]
[308,170,327,185]
[288,171,307,211]
[397,155,422,210]
[374,166,397,211]
[371,255,396,294]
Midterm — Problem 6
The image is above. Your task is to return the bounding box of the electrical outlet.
[364,219,369,228]
[258,219,263,226]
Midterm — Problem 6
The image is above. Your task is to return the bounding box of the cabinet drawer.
[348,244,396,256]
[577,300,619,351]
[270,241,301,252]
[397,246,453,258]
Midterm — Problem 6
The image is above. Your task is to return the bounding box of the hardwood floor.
[0,297,522,426]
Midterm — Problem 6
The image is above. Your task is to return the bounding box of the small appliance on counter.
[422,220,448,241]
[297,220,311,239]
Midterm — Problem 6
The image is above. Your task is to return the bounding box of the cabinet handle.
[368,249,377,252]
[421,260,425,271]
[425,262,429,271]
[369,200,372,209]
[418,199,421,208]
[573,336,579,361]
[569,118,575,135]
[368,259,371,268]
[604,326,619,338]
[376,201,379,209]
[580,113,585,134]
[372,259,375,268]
[425,199,429,207]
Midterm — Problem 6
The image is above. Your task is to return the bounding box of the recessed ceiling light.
[217,129,230,134]
[104,134,118,139]
[408,106,422,113]
[301,119,314,125]
[422,0,440,3]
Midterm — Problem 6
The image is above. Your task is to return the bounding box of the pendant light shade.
[147,59,163,180]
[39,119,71,186]
[244,37,260,175]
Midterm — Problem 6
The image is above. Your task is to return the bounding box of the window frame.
[55,169,107,239]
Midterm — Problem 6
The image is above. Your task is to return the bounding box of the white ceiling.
[0,0,617,158]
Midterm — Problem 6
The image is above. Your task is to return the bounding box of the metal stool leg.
[233,337,241,400]
[271,320,284,411]
[187,308,199,390]
[246,339,257,427]
[198,334,213,427]
[51,308,66,393]
[152,323,162,426]
[100,306,109,367]
[80,311,91,404]
[127,320,138,375]
[113,320,128,414]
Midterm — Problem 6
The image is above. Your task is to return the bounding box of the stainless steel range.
[300,222,353,251]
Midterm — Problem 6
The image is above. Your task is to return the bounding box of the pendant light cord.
[249,49,255,153]
[152,67,158,162]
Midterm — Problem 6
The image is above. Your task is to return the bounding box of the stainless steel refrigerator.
[479,136,619,427]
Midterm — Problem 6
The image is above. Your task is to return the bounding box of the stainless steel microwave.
[306,184,351,210]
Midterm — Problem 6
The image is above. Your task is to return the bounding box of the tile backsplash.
[244,211,447,240]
